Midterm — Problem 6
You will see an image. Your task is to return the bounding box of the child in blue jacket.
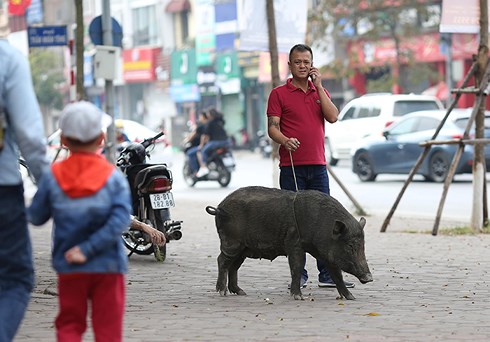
[28,101,132,342]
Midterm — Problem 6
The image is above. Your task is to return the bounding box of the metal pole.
[445,33,453,106]
[102,0,116,164]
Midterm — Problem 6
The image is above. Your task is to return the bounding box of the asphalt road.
[168,149,479,225]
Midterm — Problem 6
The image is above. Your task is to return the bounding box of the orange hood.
[52,152,115,198]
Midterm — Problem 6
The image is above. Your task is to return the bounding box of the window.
[390,117,418,135]
[340,107,356,121]
[357,106,372,118]
[133,6,158,46]
[180,11,189,43]
[393,101,441,117]
[416,117,440,132]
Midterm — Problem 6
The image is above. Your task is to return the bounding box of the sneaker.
[288,278,308,289]
[196,167,209,178]
[318,279,355,288]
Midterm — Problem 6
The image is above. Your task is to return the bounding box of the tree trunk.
[471,0,489,232]
[266,0,281,188]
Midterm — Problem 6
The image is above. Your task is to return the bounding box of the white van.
[325,93,444,165]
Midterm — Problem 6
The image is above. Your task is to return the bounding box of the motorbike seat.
[133,164,172,191]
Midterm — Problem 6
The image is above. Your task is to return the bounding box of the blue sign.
[26,0,43,25]
[28,26,68,47]
[88,16,123,47]
[169,84,201,103]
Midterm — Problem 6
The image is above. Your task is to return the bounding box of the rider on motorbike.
[195,108,230,178]
[183,111,208,176]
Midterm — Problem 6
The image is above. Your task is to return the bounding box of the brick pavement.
[14,194,490,342]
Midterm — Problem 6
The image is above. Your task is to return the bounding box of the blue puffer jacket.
[27,154,132,274]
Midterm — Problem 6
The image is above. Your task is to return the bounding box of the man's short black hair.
[289,44,313,61]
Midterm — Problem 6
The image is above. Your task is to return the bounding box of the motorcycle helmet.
[125,142,147,164]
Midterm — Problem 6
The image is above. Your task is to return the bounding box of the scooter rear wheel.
[217,165,231,187]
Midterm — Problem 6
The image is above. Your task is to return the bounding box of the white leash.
[289,150,299,192]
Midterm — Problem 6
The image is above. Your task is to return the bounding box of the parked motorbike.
[182,145,236,187]
[117,131,182,262]
[256,130,272,158]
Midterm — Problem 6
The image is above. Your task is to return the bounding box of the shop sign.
[170,49,198,85]
[216,52,240,94]
[122,47,160,83]
[197,66,218,96]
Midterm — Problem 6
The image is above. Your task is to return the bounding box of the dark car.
[351,109,490,182]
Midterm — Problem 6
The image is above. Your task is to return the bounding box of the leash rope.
[289,150,299,192]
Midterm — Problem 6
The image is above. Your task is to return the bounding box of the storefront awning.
[165,0,190,13]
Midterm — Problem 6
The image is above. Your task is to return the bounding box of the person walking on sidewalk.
[27,101,132,342]
[266,43,354,289]
[0,13,50,341]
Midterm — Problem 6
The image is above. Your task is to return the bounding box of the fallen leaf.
[364,312,380,316]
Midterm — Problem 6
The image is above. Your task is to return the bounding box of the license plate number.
[149,193,175,209]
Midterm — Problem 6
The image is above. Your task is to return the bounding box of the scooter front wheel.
[149,209,169,262]
[122,228,154,255]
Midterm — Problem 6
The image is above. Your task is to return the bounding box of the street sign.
[27,25,68,48]
[88,15,123,47]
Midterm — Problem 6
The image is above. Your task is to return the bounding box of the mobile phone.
[309,63,315,81]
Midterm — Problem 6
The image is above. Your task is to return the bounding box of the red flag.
[8,0,32,16]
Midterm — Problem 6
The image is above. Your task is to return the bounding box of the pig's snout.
[358,272,373,284]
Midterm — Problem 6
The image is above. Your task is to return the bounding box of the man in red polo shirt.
[267,43,354,289]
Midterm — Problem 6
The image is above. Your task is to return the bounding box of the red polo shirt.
[267,78,330,167]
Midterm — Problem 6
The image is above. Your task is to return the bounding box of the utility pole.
[102,0,116,164]
[266,0,281,188]
[471,0,489,231]
[75,0,85,100]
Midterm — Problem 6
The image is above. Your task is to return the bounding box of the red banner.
[348,32,478,67]
[122,47,161,83]
[8,0,32,16]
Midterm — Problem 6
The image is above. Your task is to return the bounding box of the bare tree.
[308,0,440,93]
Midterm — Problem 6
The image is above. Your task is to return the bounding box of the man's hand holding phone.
[309,64,320,86]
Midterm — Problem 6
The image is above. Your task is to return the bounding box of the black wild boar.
[206,186,372,300]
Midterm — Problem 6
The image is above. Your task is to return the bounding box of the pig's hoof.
[291,293,304,300]
[229,285,246,296]
[342,292,355,300]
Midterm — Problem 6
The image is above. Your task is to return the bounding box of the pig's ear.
[359,217,366,230]
[332,220,347,240]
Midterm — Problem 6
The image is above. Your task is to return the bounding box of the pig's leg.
[227,255,247,295]
[328,266,355,300]
[216,252,231,296]
[287,251,305,300]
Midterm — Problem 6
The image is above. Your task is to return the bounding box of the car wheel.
[354,152,377,182]
[325,138,339,166]
[428,151,450,183]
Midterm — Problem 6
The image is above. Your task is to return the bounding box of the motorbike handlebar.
[141,132,165,149]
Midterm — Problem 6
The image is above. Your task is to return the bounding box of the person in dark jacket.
[196,108,230,177]
[184,111,208,175]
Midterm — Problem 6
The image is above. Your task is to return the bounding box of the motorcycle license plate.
[222,156,235,167]
[149,192,175,209]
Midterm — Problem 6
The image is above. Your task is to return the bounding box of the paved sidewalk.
[15,197,490,342]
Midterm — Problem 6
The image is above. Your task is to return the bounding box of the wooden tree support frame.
[380,58,490,234]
